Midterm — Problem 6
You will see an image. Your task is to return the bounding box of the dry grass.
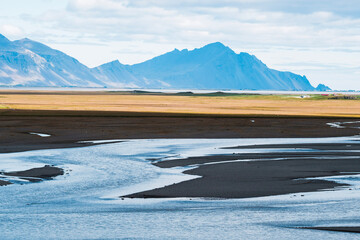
[0,90,359,117]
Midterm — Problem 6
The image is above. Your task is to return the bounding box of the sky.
[1,0,360,90]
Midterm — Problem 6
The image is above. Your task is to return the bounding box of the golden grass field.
[0,90,359,117]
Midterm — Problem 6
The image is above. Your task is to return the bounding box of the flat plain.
[0,90,359,117]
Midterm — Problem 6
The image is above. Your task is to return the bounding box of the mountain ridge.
[0,34,330,91]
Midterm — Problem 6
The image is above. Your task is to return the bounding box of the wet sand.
[3,165,64,180]
[125,145,360,198]
[0,180,11,186]
[0,165,64,185]
[303,227,360,234]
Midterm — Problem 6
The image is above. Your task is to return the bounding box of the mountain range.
[0,34,329,91]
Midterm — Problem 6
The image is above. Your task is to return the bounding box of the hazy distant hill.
[315,83,331,91]
[91,60,167,88]
[0,34,327,90]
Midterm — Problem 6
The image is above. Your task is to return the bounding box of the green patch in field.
[0,104,10,109]
[306,94,360,100]
[221,94,296,100]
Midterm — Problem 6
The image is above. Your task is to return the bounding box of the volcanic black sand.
[125,142,360,199]
[0,110,359,153]
[303,227,360,234]
[3,165,64,180]
[0,180,11,186]
[0,165,64,185]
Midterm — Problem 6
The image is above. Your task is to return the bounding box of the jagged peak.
[96,59,125,69]
[167,48,188,55]
[108,59,121,65]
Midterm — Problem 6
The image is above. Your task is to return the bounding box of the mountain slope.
[0,34,13,49]
[128,42,315,90]
[0,36,105,87]
[91,60,167,88]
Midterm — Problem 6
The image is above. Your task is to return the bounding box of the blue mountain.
[0,34,323,90]
[0,35,106,87]
[128,42,315,90]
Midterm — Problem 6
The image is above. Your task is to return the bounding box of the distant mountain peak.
[13,38,67,57]
[18,37,31,42]
[98,59,124,69]
[316,83,331,91]
[201,42,230,51]
[197,42,235,56]
[108,59,121,65]
[204,42,226,48]
[15,38,51,49]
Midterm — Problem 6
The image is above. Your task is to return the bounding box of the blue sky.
[1,0,360,90]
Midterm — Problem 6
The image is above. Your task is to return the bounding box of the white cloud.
[67,0,128,12]
[0,24,23,38]
[35,2,358,52]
